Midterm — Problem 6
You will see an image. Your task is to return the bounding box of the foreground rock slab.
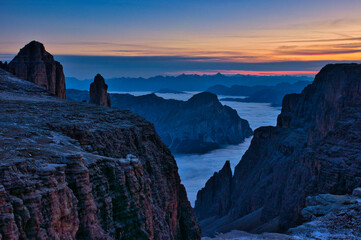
[0,69,200,240]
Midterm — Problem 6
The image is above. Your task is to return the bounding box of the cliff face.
[195,161,232,220]
[6,41,66,98]
[195,64,361,236]
[90,74,111,107]
[67,91,253,154]
[0,69,201,240]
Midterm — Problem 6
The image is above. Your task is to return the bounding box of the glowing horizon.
[165,70,318,76]
[1,0,361,77]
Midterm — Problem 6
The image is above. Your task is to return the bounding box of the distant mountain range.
[208,81,311,106]
[66,73,313,92]
[155,88,186,94]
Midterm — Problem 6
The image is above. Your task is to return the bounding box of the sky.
[1,0,361,78]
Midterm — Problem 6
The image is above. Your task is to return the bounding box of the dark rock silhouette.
[66,74,313,92]
[67,90,253,154]
[155,88,185,94]
[195,161,232,220]
[0,61,8,70]
[90,73,111,107]
[6,41,66,98]
[0,68,201,239]
[195,64,361,236]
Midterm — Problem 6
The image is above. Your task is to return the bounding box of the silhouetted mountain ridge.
[66,74,313,91]
[209,81,311,106]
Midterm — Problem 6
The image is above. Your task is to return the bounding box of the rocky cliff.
[0,68,201,239]
[195,64,361,236]
[6,41,66,98]
[195,161,232,220]
[67,91,253,154]
[90,74,111,107]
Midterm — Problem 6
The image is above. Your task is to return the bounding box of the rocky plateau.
[0,68,201,240]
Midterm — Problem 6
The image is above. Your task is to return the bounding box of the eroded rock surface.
[288,191,361,239]
[6,41,66,98]
[202,190,361,239]
[195,64,361,236]
[0,69,200,239]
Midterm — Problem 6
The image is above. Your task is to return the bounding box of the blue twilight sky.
[1,0,361,78]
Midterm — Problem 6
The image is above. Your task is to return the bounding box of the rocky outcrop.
[195,161,232,220]
[203,189,361,240]
[288,190,361,239]
[67,91,253,154]
[6,41,66,98]
[0,68,201,239]
[90,74,111,107]
[195,64,361,236]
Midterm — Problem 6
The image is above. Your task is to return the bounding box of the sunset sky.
[1,0,361,78]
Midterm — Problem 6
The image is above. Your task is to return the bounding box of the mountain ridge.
[66,74,313,92]
[67,90,253,154]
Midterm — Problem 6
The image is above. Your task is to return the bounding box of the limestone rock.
[195,64,361,236]
[205,190,361,240]
[352,188,361,198]
[287,191,361,239]
[195,161,232,220]
[0,68,200,239]
[89,74,111,107]
[7,41,66,98]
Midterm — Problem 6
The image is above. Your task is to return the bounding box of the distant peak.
[188,92,219,104]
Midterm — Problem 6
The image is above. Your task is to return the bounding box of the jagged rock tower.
[89,73,111,107]
[7,40,66,98]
